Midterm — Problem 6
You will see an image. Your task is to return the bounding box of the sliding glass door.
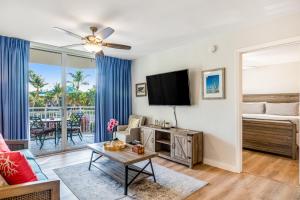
[65,55,96,150]
[28,48,95,156]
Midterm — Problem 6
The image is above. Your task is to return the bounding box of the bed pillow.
[242,102,265,114]
[0,134,10,152]
[0,151,38,185]
[266,102,299,116]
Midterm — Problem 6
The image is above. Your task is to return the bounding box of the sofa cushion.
[19,149,35,160]
[27,159,48,181]
[266,102,299,116]
[18,149,47,181]
[0,134,10,152]
[0,151,38,185]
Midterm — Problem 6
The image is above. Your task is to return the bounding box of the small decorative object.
[202,68,225,99]
[104,140,126,151]
[161,120,170,129]
[132,144,145,154]
[107,118,119,139]
[165,122,171,129]
[136,83,147,97]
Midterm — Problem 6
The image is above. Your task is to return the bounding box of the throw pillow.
[126,118,140,130]
[0,134,10,152]
[0,151,37,185]
[0,174,8,186]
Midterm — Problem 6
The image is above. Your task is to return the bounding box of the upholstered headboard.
[243,93,300,103]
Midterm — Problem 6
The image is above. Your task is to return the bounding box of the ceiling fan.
[53,26,131,55]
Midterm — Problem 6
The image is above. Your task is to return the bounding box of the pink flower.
[107,118,119,133]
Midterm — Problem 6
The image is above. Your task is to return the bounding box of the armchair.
[115,115,146,143]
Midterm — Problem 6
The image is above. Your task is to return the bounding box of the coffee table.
[87,142,158,195]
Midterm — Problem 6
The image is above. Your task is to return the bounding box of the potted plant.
[107,118,119,140]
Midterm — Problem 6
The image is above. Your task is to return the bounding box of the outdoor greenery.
[29,69,95,107]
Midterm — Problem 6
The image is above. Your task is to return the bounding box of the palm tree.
[68,71,89,90]
[51,83,62,106]
[29,70,48,96]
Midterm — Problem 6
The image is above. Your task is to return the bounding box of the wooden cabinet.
[141,127,155,152]
[171,133,189,162]
[141,126,203,168]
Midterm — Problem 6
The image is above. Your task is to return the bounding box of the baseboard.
[203,158,240,173]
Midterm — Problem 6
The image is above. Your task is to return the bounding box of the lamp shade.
[84,43,102,53]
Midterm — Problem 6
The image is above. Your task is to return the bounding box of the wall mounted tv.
[146,69,191,106]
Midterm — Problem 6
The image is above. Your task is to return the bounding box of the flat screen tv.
[146,69,191,106]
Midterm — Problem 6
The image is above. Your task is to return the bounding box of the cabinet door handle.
[172,143,175,149]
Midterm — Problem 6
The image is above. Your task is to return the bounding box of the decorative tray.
[104,140,126,151]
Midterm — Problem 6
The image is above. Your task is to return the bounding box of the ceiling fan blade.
[95,50,104,56]
[59,43,85,48]
[97,27,115,40]
[102,42,131,50]
[53,27,84,40]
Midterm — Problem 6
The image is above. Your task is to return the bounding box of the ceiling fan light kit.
[54,26,131,55]
[84,42,102,53]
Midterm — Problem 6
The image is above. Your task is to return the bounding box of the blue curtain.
[0,36,29,140]
[95,55,132,142]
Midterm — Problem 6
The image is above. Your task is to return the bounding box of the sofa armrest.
[117,125,128,131]
[0,180,60,200]
[129,127,141,141]
[5,140,29,151]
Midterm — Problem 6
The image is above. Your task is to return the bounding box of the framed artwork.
[136,83,147,97]
[202,68,225,99]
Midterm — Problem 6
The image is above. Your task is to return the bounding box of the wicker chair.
[0,140,60,200]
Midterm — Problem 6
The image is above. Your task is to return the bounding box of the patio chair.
[67,113,83,144]
[30,116,56,150]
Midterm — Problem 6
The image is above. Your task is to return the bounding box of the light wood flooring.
[36,149,300,200]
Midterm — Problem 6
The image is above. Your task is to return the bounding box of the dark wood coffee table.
[87,142,158,195]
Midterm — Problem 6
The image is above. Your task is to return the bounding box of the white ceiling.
[243,43,300,68]
[0,0,300,59]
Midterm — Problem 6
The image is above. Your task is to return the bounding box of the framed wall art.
[202,68,225,99]
[136,83,147,97]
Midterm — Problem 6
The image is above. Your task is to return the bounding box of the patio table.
[42,118,62,145]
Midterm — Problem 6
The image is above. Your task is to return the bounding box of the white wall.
[132,13,300,171]
[243,62,300,94]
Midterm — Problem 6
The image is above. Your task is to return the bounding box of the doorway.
[238,41,300,185]
[28,48,96,156]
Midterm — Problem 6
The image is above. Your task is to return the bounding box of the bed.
[242,93,299,159]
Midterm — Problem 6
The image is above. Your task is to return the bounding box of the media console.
[140,125,203,168]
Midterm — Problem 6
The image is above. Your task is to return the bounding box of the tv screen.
[146,69,191,106]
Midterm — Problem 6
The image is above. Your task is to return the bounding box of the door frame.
[235,36,300,176]
[29,42,94,153]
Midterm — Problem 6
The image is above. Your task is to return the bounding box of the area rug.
[54,158,207,200]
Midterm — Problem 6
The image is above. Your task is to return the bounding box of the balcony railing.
[29,106,95,133]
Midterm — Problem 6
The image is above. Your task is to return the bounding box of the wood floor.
[36,149,300,200]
